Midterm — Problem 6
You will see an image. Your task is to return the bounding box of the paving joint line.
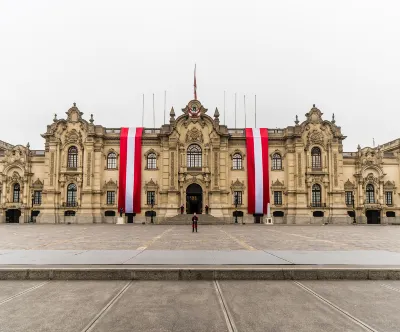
[380,283,400,293]
[81,280,133,332]
[293,281,380,332]
[135,226,175,251]
[263,250,294,264]
[0,281,50,306]
[214,280,238,332]
[219,229,257,251]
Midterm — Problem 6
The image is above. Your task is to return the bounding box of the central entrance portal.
[366,210,380,224]
[6,209,21,223]
[186,183,203,214]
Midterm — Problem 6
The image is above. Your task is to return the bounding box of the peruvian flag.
[118,127,143,214]
[245,128,270,214]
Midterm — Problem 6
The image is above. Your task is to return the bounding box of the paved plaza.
[1,280,400,332]
[1,224,400,251]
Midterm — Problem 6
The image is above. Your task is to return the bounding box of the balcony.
[310,202,327,208]
[62,202,79,208]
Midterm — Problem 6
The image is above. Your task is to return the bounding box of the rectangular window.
[345,191,353,206]
[147,191,155,205]
[386,191,393,205]
[274,191,282,205]
[106,191,115,205]
[33,191,42,205]
[233,191,242,205]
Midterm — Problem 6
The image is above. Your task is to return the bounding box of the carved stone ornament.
[32,178,44,189]
[8,171,22,184]
[103,178,117,190]
[185,127,203,143]
[384,180,396,193]
[64,129,83,147]
[344,179,355,190]
[308,130,324,147]
[4,146,26,165]
[271,179,285,189]
[363,173,379,186]
[144,178,159,191]
[230,179,245,193]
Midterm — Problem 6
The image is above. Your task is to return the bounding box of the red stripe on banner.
[260,128,270,214]
[133,127,143,213]
[118,127,129,213]
[245,128,256,214]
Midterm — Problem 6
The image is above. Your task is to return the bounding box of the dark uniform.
[192,214,198,232]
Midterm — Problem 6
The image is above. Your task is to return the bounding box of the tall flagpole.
[164,91,166,125]
[142,94,144,127]
[152,93,155,128]
[255,94,257,128]
[194,64,197,100]
[224,91,226,125]
[244,95,247,128]
[235,93,237,129]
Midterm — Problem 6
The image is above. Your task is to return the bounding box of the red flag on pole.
[194,64,197,100]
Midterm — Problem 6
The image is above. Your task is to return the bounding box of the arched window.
[366,184,375,204]
[67,183,77,206]
[232,153,242,170]
[311,147,322,170]
[107,152,117,169]
[272,153,282,170]
[147,152,157,169]
[312,184,321,207]
[67,146,78,168]
[187,144,202,169]
[13,183,20,203]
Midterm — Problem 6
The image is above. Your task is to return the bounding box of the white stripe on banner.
[253,128,264,214]
[125,128,135,213]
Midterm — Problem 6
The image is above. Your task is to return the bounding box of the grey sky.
[1,0,399,151]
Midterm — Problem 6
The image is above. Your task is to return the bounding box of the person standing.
[192,212,198,233]
[180,204,184,214]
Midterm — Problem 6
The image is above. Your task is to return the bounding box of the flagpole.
[255,94,257,128]
[194,64,197,100]
[152,93,155,128]
[142,94,144,128]
[235,93,237,129]
[164,90,166,125]
[223,91,226,126]
[244,95,246,128]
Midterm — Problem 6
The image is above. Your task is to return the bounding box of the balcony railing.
[310,202,326,208]
[62,202,79,207]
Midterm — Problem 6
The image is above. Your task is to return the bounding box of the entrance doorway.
[366,210,380,224]
[6,209,21,223]
[186,184,203,214]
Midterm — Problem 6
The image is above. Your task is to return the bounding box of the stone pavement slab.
[267,250,400,265]
[218,280,367,332]
[303,280,400,332]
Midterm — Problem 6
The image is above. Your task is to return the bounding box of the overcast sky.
[1,0,399,151]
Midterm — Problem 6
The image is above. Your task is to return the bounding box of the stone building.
[0,100,399,224]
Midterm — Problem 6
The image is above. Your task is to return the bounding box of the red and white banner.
[245,128,270,214]
[118,127,143,214]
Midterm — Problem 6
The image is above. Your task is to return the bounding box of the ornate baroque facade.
[1,100,399,224]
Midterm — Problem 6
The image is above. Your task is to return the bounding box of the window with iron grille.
[67,183,77,206]
[67,146,78,168]
[107,191,115,205]
[345,191,353,206]
[386,191,393,205]
[13,183,20,203]
[274,191,282,205]
[107,152,117,169]
[147,153,157,169]
[366,184,375,204]
[233,191,242,205]
[232,153,242,170]
[311,147,322,169]
[272,153,282,170]
[187,144,202,168]
[312,184,321,206]
[147,191,155,205]
[33,191,42,205]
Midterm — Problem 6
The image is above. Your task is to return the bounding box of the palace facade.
[1,100,399,224]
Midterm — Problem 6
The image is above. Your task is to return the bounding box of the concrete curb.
[1,267,400,280]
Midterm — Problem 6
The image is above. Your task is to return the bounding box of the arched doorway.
[366,210,380,224]
[6,209,21,223]
[186,183,203,214]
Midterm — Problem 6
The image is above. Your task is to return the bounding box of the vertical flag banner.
[118,127,143,213]
[245,128,270,214]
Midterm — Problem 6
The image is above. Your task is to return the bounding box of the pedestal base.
[264,217,273,225]
[116,217,125,224]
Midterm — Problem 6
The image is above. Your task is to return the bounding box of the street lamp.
[234,196,238,224]
[352,192,356,224]
[150,197,154,224]
[31,192,34,223]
